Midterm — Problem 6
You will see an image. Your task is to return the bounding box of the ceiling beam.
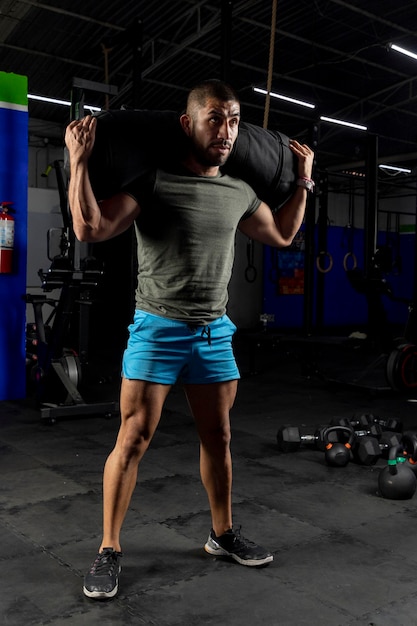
[12,0,125,30]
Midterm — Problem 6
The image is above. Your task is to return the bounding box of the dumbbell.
[353,413,403,433]
[331,417,382,439]
[277,425,330,453]
[376,417,402,433]
[276,424,354,466]
[352,431,402,466]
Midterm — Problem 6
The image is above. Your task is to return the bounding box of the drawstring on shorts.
[200,325,212,346]
[187,323,212,346]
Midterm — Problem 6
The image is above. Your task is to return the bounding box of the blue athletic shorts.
[122,310,240,384]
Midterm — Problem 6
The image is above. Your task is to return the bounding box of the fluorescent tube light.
[28,93,101,111]
[320,115,367,131]
[389,43,417,61]
[253,87,315,109]
[379,164,412,174]
[253,88,367,130]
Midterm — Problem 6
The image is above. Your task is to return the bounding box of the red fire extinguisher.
[0,201,15,274]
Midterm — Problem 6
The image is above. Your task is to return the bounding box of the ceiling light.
[342,170,366,177]
[389,43,417,61]
[28,93,101,112]
[253,87,316,109]
[320,115,368,131]
[253,88,367,130]
[379,164,412,174]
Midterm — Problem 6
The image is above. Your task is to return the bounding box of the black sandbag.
[88,109,298,209]
[88,109,184,200]
[224,122,298,209]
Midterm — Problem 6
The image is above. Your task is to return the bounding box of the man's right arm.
[65,115,140,243]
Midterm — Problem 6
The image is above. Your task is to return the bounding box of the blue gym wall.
[263,225,414,333]
[0,72,28,400]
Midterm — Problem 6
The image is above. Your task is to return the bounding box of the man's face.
[187,97,240,167]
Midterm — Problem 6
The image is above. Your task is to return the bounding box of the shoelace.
[89,550,120,575]
[230,527,257,549]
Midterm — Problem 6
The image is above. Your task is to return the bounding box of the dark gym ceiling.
[2,0,417,175]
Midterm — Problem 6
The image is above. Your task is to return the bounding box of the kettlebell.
[378,442,417,500]
[323,425,354,467]
[400,432,417,476]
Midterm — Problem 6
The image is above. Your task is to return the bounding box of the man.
[65,79,314,599]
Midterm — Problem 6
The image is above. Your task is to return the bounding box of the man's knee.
[114,418,155,467]
[200,423,232,451]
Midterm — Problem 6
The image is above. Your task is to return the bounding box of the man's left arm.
[238,139,314,248]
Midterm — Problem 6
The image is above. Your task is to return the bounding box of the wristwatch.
[296,177,315,192]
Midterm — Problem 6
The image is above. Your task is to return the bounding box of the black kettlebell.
[378,442,417,500]
[401,432,417,476]
[323,425,354,467]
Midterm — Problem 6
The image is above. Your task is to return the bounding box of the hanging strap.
[342,178,357,271]
[244,238,257,283]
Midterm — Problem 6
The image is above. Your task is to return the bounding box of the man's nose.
[218,120,232,139]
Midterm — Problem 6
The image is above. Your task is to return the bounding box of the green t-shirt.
[127,167,261,324]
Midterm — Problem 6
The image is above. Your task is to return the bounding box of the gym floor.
[1,333,417,626]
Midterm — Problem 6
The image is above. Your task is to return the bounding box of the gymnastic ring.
[343,252,357,272]
[316,251,333,274]
[245,265,257,283]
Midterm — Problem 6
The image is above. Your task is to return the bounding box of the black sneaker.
[204,528,273,567]
[83,547,122,599]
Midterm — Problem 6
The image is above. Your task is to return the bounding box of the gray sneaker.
[204,528,273,567]
[83,547,122,599]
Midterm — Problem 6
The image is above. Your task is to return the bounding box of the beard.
[189,131,232,167]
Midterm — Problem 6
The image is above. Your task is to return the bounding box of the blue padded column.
[0,72,28,400]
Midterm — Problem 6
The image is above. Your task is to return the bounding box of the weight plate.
[60,354,82,388]
[386,343,417,390]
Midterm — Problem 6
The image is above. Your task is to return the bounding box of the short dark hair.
[186,79,240,114]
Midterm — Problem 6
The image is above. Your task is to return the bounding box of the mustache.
[212,140,232,150]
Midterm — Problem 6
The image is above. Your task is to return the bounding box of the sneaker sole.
[83,584,119,599]
[204,540,274,567]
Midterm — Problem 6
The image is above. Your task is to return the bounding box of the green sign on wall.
[0,71,28,109]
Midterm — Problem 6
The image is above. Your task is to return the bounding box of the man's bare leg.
[184,380,237,536]
[100,378,171,551]
[185,380,273,567]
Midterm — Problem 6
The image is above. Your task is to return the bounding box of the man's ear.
[180,113,191,136]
